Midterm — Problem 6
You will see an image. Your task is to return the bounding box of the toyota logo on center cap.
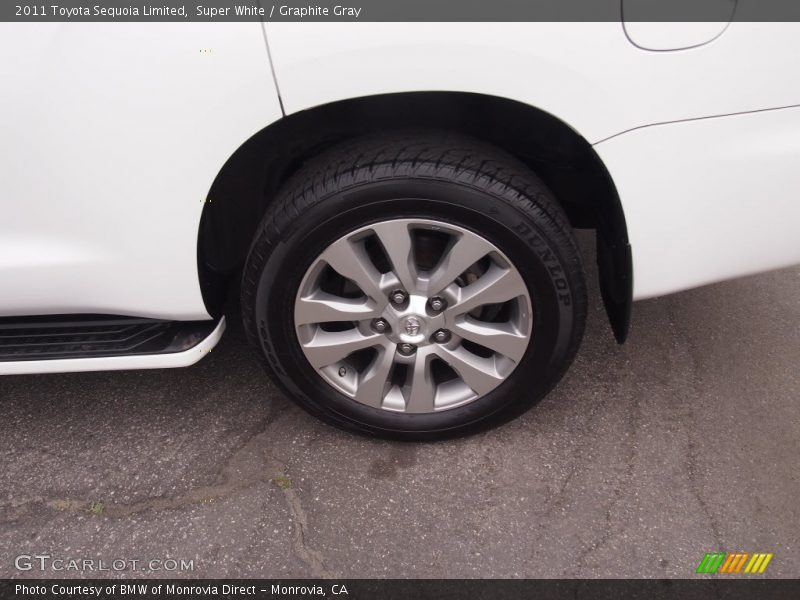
[404,317,421,336]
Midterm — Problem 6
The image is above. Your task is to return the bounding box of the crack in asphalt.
[1,404,286,520]
[520,338,635,577]
[668,305,728,597]
[573,351,639,575]
[265,451,332,578]
[674,310,725,553]
[540,392,608,523]
[1,399,333,577]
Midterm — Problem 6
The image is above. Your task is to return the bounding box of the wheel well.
[198,92,632,341]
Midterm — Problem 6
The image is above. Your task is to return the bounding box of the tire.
[241,131,587,440]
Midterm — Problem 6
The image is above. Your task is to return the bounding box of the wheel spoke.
[404,349,437,413]
[301,328,382,369]
[370,221,418,293]
[295,291,380,326]
[427,233,494,295]
[451,319,528,362]
[447,264,525,317]
[354,346,395,408]
[435,345,503,395]
[320,237,385,302]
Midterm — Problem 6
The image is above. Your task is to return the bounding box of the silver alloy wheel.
[294,218,533,413]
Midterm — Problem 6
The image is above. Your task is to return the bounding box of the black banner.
[4,0,800,22]
[2,579,800,600]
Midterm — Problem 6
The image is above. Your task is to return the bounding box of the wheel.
[241,131,587,439]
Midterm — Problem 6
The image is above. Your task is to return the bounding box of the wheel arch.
[198,91,632,342]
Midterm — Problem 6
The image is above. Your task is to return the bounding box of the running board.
[0,315,225,375]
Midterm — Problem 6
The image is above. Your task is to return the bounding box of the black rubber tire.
[241,131,587,440]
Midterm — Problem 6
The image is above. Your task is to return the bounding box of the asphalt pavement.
[1,235,798,579]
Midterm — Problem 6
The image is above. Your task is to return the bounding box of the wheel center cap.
[403,316,422,337]
[396,313,427,343]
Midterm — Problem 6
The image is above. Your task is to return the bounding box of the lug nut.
[372,318,390,333]
[390,290,408,306]
[433,329,451,344]
[398,343,417,356]
[429,297,446,312]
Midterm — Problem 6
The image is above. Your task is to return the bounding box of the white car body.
[1,20,799,374]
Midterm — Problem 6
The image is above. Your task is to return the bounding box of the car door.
[0,23,282,320]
